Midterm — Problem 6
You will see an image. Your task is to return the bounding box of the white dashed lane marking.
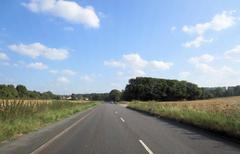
[120,117,125,122]
[139,140,154,154]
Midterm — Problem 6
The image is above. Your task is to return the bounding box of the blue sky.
[1,0,240,94]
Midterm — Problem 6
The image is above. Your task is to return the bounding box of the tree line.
[73,93,110,101]
[1,77,240,101]
[121,77,240,101]
[0,84,59,99]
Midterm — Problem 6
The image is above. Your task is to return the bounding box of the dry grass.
[0,99,97,142]
[128,96,240,139]
[151,96,240,114]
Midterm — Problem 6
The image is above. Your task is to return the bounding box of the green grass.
[128,99,240,139]
[0,100,98,142]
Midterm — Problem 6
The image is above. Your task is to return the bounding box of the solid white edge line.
[30,108,96,154]
[120,117,125,122]
[139,140,154,154]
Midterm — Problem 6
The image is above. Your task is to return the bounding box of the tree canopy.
[0,84,59,99]
[109,89,121,102]
[122,77,240,101]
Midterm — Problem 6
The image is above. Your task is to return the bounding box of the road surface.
[0,103,240,154]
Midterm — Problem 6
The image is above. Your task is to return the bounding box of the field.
[0,99,97,142]
[127,96,240,139]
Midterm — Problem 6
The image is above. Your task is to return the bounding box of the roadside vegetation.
[128,96,240,139]
[0,100,97,142]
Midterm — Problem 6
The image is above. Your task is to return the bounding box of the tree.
[109,89,121,102]
[16,85,27,98]
[123,77,204,101]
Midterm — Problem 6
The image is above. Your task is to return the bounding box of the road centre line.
[120,117,125,122]
[139,140,154,154]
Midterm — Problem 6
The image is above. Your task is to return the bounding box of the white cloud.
[195,63,216,74]
[193,64,239,86]
[182,10,237,48]
[148,60,173,70]
[182,10,236,35]
[104,53,173,77]
[63,26,74,31]
[224,45,240,62]
[186,52,240,86]
[23,0,100,28]
[183,36,213,48]
[57,76,69,84]
[9,42,69,60]
[50,69,76,84]
[122,53,148,70]
[189,54,215,64]
[0,52,9,61]
[27,62,48,70]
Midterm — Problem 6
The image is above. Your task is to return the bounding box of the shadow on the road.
[128,108,240,150]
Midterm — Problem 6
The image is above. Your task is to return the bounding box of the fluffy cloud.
[0,52,9,61]
[182,11,237,48]
[188,54,216,76]
[9,42,69,60]
[224,45,240,62]
[183,36,213,48]
[50,69,76,84]
[182,11,236,35]
[104,53,173,77]
[22,0,100,28]
[193,64,239,86]
[186,53,240,86]
[122,53,148,70]
[27,62,48,70]
[189,54,215,64]
[148,60,173,70]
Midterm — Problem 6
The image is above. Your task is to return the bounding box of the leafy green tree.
[109,89,121,102]
[16,85,27,98]
[123,77,203,101]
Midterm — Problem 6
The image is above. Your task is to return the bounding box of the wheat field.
[128,96,240,138]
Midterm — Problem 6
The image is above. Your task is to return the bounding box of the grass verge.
[127,97,240,140]
[0,101,98,142]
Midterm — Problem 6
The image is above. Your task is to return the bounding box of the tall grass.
[0,100,97,142]
[128,97,240,139]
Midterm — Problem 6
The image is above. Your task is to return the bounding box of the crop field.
[128,96,240,139]
[0,99,97,142]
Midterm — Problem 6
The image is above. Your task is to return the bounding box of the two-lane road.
[1,103,240,154]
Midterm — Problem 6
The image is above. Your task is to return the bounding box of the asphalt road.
[1,103,240,154]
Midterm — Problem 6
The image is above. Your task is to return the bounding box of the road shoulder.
[0,105,97,154]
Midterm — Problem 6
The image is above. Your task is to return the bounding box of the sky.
[1,0,240,94]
